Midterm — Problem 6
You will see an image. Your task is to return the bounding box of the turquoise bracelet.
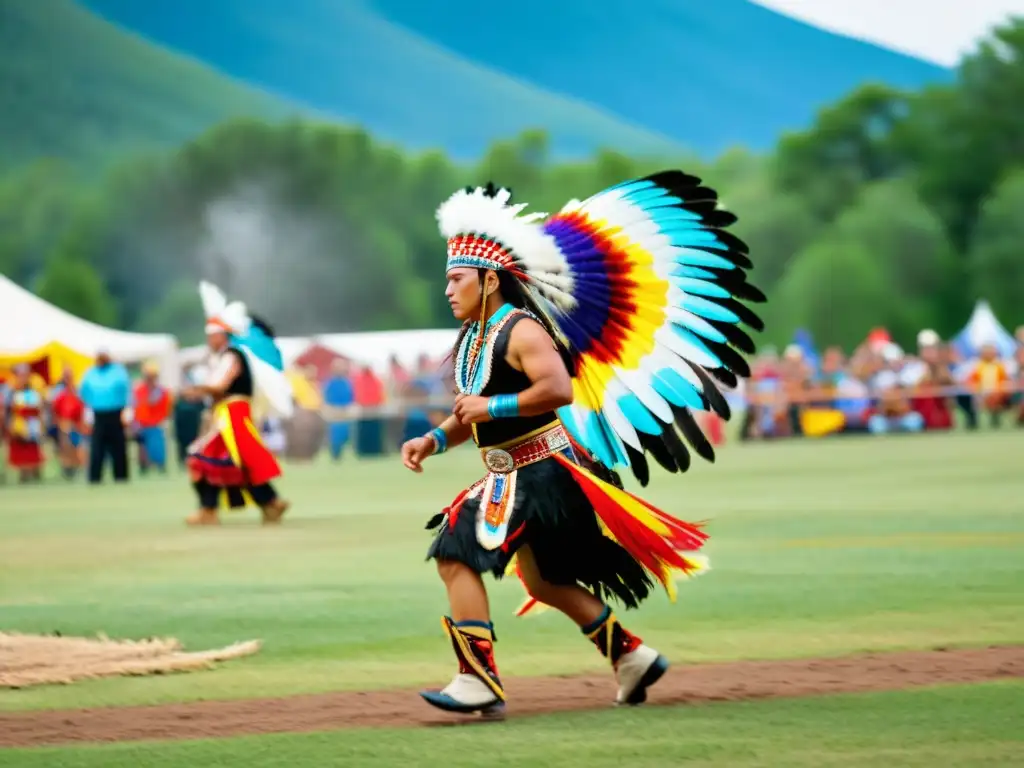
[428,427,447,455]
[487,393,520,420]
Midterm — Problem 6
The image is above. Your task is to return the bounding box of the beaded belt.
[480,422,571,474]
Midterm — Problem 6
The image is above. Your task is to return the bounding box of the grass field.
[2,430,1022,765]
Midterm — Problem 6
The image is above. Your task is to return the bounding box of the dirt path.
[2,646,1022,748]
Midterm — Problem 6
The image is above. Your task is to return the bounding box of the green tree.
[0,159,83,284]
[901,18,1024,251]
[34,258,116,326]
[771,238,896,350]
[830,178,959,339]
[134,279,205,342]
[969,168,1024,326]
[732,191,821,294]
[774,84,912,221]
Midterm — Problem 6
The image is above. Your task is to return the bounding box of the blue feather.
[670,326,723,368]
[230,327,283,371]
[557,406,587,448]
[665,227,721,244]
[583,411,615,467]
[670,266,717,279]
[669,311,728,343]
[624,187,675,205]
[608,179,655,195]
[618,393,663,436]
[585,411,628,467]
[648,209,703,226]
[680,295,740,323]
[652,369,706,410]
[671,249,735,270]
[671,277,731,298]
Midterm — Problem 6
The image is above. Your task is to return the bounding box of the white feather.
[666,307,729,343]
[600,380,643,451]
[614,364,674,423]
[654,326,721,369]
[437,187,571,291]
[238,347,295,418]
[199,281,227,319]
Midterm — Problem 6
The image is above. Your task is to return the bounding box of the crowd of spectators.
[7,324,1021,484]
[737,326,1024,440]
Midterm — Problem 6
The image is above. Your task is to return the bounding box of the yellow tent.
[0,341,95,386]
[0,275,178,386]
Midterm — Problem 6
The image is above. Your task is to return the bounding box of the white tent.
[318,329,459,373]
[0,274,179,386]
[951,300,1017,359]
[178,336,312,369]
[180,329,459,376]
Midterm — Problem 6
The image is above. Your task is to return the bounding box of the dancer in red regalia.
[183,282,295,526]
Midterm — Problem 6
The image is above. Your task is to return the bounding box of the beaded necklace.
[456,303,518,395]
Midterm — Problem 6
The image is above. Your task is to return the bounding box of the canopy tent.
[178,336,311,370]
[0,275,178,386]
[951,300,1017,360]
[317,329,458,374]
[293,343,348,381]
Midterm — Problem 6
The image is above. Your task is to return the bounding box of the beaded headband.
[445,234,520,275]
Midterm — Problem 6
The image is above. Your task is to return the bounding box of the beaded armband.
[487,394,520,420]
[427,427,448,455]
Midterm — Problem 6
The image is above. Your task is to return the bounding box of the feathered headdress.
[199,281,251,337]
[436,171,767,486]
[196,281,291,416]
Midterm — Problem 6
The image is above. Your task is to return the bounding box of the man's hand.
[401,436,435,473]
[452,394,491,424]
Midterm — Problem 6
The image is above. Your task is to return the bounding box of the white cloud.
[752,0,1024,66]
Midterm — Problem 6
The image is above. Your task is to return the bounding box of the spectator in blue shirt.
[323,359,354,460]
[79,350,131,483]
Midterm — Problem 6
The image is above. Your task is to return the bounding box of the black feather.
[685,361,732,420]
[639,431,678,474]
[623,443,650,487]
[661,425,692,473]
[672,407,716,463]
[710,321,757,355]
[707,268,767,303]
[644,170,703,190]
[708,367,738,389]
[703,209,738,228]
[719,298,765,332]
[703,339,751,378]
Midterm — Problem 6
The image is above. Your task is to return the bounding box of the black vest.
[224,349,254,398]
[473,314,559,448]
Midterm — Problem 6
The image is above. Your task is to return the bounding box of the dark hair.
[249,315,276,339]
[447,269,575,385]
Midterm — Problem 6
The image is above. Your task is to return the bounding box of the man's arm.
[191,351,242,399]
[505,318,574,416]
[430,413,473,449]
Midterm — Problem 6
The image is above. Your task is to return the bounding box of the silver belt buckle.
[484,448,515,474]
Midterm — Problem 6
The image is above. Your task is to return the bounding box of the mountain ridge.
[80,0,951,157]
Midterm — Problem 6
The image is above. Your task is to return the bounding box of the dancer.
[401,172,764,716]
[184,282,294,526]
[3,365,46,483]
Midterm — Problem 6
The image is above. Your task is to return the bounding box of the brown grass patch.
[0,632,260,689]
